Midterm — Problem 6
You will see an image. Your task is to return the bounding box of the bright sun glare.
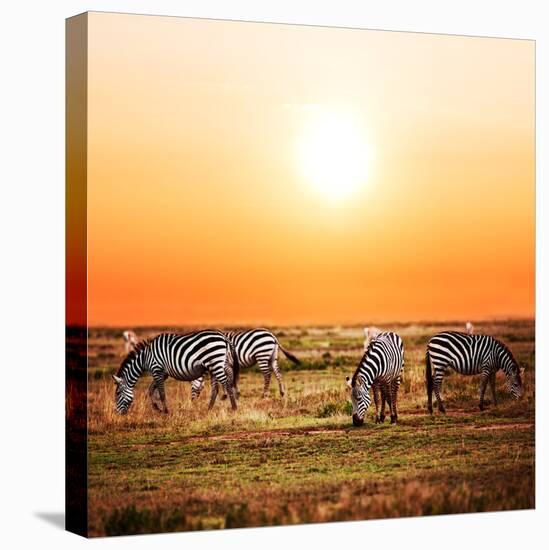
[297,111,373,200]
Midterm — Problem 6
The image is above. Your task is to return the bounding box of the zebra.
[112,330,239,414]
[122,330,139,355]
[345,331,404,426]
[363,326,382,352]
[425,331,523,414]
[190,328,300,400]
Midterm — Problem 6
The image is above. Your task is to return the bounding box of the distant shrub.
[225,503,250,529]
[317,403,339,418]
[316,400,352,418]
[502,333,522,343]
[194,517,225,530]
[103,505,185,536]
[342,400,353,415]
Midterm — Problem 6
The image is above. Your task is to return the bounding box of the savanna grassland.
[84,320,535,536]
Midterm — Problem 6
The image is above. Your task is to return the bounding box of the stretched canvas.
[66,11,535,538]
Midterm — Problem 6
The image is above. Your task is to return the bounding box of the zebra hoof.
[378,415,385,424]
[390,415,397,424]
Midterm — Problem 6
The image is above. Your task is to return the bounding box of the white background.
[0,0,547,547]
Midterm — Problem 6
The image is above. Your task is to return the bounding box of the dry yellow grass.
[84,320,535,536]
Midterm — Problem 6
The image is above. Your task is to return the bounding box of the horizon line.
[74,316,535,330]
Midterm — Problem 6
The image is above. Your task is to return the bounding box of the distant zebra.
[191,329,300,400]
[112,330,239,414]
[122,330,139,355]
[465,322,474,335]
[363,326,382,352]
[346,331,404,426]
[425,332,523,414]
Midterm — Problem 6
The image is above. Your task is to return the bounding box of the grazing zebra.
[191,328,300,400]
[425,331,523,414]
[346,331,404,426]
[465,322,474,335]
[363,326,382,352]
[122,330,139,355]
[112,330,239,414]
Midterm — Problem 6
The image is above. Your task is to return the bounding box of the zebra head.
[112,374,134,414]
[497,341,524,400]
[507,366,524,400]
[346,376,370,426]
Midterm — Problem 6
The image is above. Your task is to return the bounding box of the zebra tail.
[425,349,433,413]
[280,346,301,365]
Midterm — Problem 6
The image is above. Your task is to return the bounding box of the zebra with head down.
[426,331,523,414]
[190,328,300,400]
[112,330,239,414]
[346,331,404,426]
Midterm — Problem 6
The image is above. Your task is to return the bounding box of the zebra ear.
[345,376,352,389]
[112,374,123,385]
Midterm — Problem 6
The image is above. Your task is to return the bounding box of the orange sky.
[85,13,534,326]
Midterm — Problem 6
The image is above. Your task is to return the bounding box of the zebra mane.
[496,337,520,373]
[116,338,151,377]
[352,339,379,387]
[351,367,361,387]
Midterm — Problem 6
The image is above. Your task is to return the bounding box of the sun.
[297,110,373,200]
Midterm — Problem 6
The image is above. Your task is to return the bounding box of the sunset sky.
[85,12,534,326]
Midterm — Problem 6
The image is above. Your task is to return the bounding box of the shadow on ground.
[35,512,65,530]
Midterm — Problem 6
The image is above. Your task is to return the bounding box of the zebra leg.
[433,369,446,414]
[219,363,230,401]
[390,379,400,424]
[271,352,285,397]
[223,381,238,411]
[379,384,387,423]
[154,375,169,414]
[208,377,219,410]
[479,371,490,411]
[223,366,238,411]
[190,377,205,401]
[373,383,381,423]
[148,380,162,412]
[384,383,394,423]
[489,371,497,407]
[230,369,240,400]
[261,362,273,398]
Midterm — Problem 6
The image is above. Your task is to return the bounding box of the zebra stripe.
[112,330,239,414]
[346,331,404,426]
[191,328,300,400]
[425,331,523,414]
